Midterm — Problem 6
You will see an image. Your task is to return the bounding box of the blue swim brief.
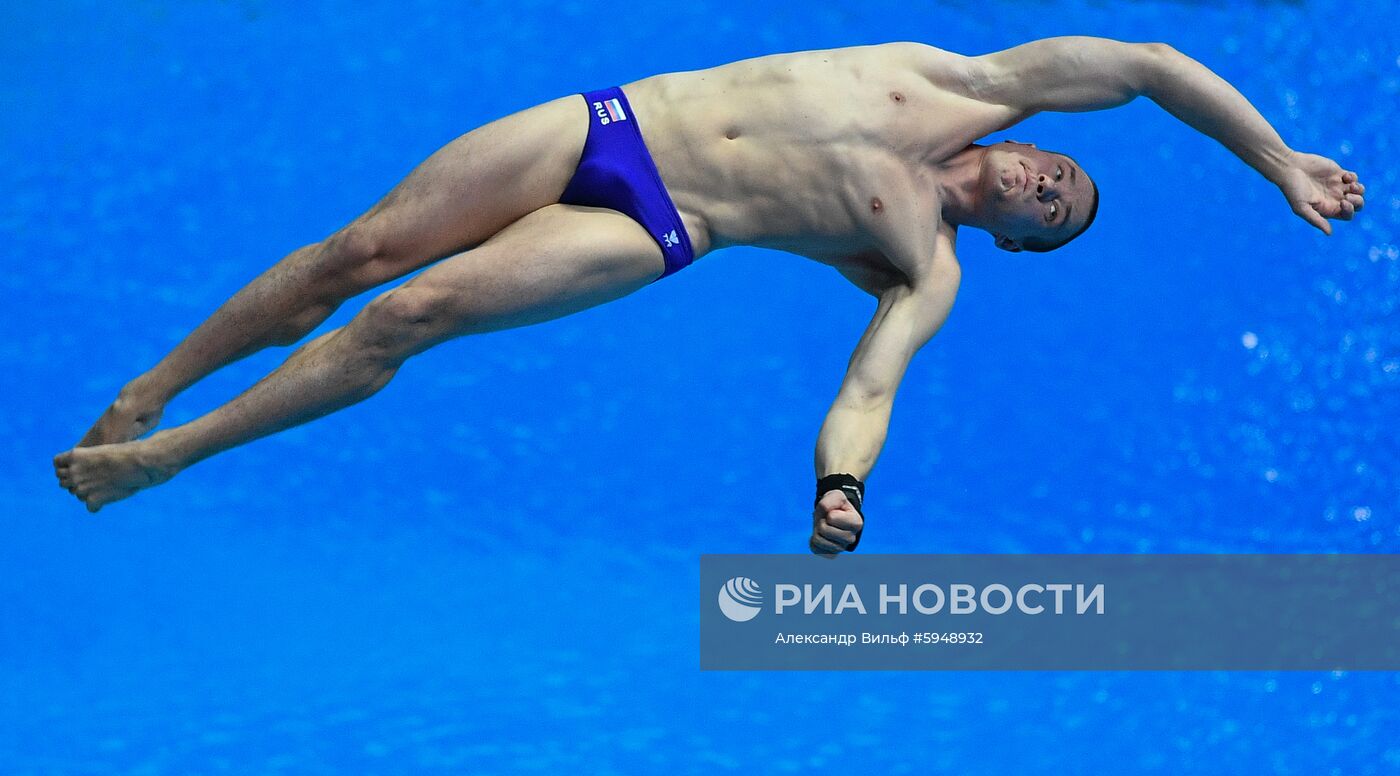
[559,86,696,282]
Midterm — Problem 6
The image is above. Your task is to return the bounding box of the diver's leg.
[78,93,589,447]
[55,204,665,512]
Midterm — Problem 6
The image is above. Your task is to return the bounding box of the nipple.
[889,91,905,104]
[870,197,883,213]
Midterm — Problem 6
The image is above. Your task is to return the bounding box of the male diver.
[55,38,1364,556]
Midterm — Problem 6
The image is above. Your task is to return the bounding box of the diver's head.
[978,140,1099,253]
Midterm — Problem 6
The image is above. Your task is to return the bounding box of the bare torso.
[618,42,1014,284]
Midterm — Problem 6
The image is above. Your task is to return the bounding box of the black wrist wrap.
[815,473,865,551]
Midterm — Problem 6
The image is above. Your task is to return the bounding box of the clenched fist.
[810,489,864,557]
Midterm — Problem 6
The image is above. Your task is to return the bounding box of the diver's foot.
[54,438,180,513]
[77,390,165,447]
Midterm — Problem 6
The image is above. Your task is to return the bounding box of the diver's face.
[980,140,1093,252]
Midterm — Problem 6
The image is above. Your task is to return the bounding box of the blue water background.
[4,1,1398,773]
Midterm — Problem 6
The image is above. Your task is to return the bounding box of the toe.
[82,490,106,512]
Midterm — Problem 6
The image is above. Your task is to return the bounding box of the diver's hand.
[1276,151,1364,235]
[809,490,863,557]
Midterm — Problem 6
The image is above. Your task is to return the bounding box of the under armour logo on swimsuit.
[662,229,679,248]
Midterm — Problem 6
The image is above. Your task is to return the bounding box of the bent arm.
[975,36,1364,233]
[976,36,1292,182]
[815,265,959,482]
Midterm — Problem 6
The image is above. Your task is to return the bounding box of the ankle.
[140,430,189,476]
[119,375,171,409]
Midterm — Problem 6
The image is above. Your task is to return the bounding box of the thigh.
[334,92,590,282]
[398,203,666,347]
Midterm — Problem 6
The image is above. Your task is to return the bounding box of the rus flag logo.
[593,97,628,125]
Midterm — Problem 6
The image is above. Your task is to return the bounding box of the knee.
[355,285,455,357]
[322,225,394,282]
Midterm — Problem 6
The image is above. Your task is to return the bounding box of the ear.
[994,234,1022,252]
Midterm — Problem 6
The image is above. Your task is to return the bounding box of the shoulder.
[926,221,962,295]
[858,172,959,288]
[910,219,961,299]
[837,219,960,299]
[876,42,1024,133]
[893,42,992,94]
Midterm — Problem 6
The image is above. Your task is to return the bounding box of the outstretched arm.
[973,36,1365,233]
[810,230,960,556]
